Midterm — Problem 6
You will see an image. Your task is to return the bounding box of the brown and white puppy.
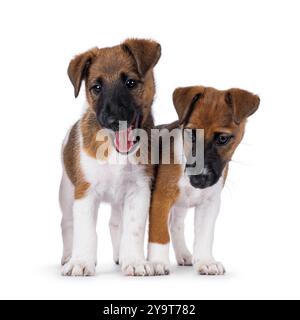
[148,86,260,275]
[60,39,161,276]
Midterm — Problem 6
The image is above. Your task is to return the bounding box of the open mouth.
[113,113,141,154]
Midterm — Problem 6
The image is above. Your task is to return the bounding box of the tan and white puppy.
[148,86,260,275]
[60,39,161,276]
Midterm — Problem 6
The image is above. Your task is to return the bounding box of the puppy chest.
[175,175,223,208]
[80,150,149,200]
[176,175,205,207]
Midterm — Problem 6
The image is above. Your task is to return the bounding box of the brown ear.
[122,39,161,76]
[173,86,204,124]
[67,48,97,98]
[225,88,260,124]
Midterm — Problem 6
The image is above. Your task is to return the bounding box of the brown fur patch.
[75,181,91,199]
[80,109,112,160]
[63,122,90,199]
[184,87,248,163]
[149,164,182,244]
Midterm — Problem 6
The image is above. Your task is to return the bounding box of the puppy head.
[67,39,161,134]
[173,86,260,189]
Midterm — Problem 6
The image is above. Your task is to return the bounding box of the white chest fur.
[175,171,223,208]
[80,148,150,204]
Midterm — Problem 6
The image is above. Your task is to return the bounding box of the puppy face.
[173,86,260,189]
[68,39,161,133]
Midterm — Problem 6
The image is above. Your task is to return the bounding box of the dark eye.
[125,79,137,89]
[216,134,233,146]
[91,84,102,95]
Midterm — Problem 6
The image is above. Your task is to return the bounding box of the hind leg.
[109,204,122,265]
[170,206,192,266]
[59,173,74,265]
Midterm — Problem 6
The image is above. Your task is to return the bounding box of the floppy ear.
[172,86,204,125]
[67,48,97,98]
[122,39,161,76]
[225,88,260,124]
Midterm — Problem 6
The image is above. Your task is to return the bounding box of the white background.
[0,0,299,300]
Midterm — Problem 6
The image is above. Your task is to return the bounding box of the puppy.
[60,39,161,276]
[148,86,260,275]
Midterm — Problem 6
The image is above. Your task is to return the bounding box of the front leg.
[61,190,98,276]
[148,165,181,275]
[193,184,225,275]
[148,193,172,275]
[170,207,192,266]
[109,204,122,265]
[119,180,154,276]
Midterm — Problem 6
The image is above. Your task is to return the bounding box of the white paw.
[152,262,171,276]
[175,251,193,266]
[121,261,156,276]
[61,259,96,276]
[194,260,225,275]
[147,243,171,275]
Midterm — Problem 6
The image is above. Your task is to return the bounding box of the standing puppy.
[60,39,161,276]
[148,86,260,275]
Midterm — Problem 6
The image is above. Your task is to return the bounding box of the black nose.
[97,100,136,131]
[106,115,117,126]
[189,172,215,189]
[99,113,120,131]
[105,115,120,130]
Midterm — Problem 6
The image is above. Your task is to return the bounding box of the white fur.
[60,121,154,276]
[59,172,74,265]
[61,190,98,276]
[59,127,74,265]
[177,173,225,274]
[192,179,225,275]
[109,204,122,264]
[147,243,171,275]
[170,207,192,266]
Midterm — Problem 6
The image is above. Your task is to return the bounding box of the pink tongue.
[115,126,135,153]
